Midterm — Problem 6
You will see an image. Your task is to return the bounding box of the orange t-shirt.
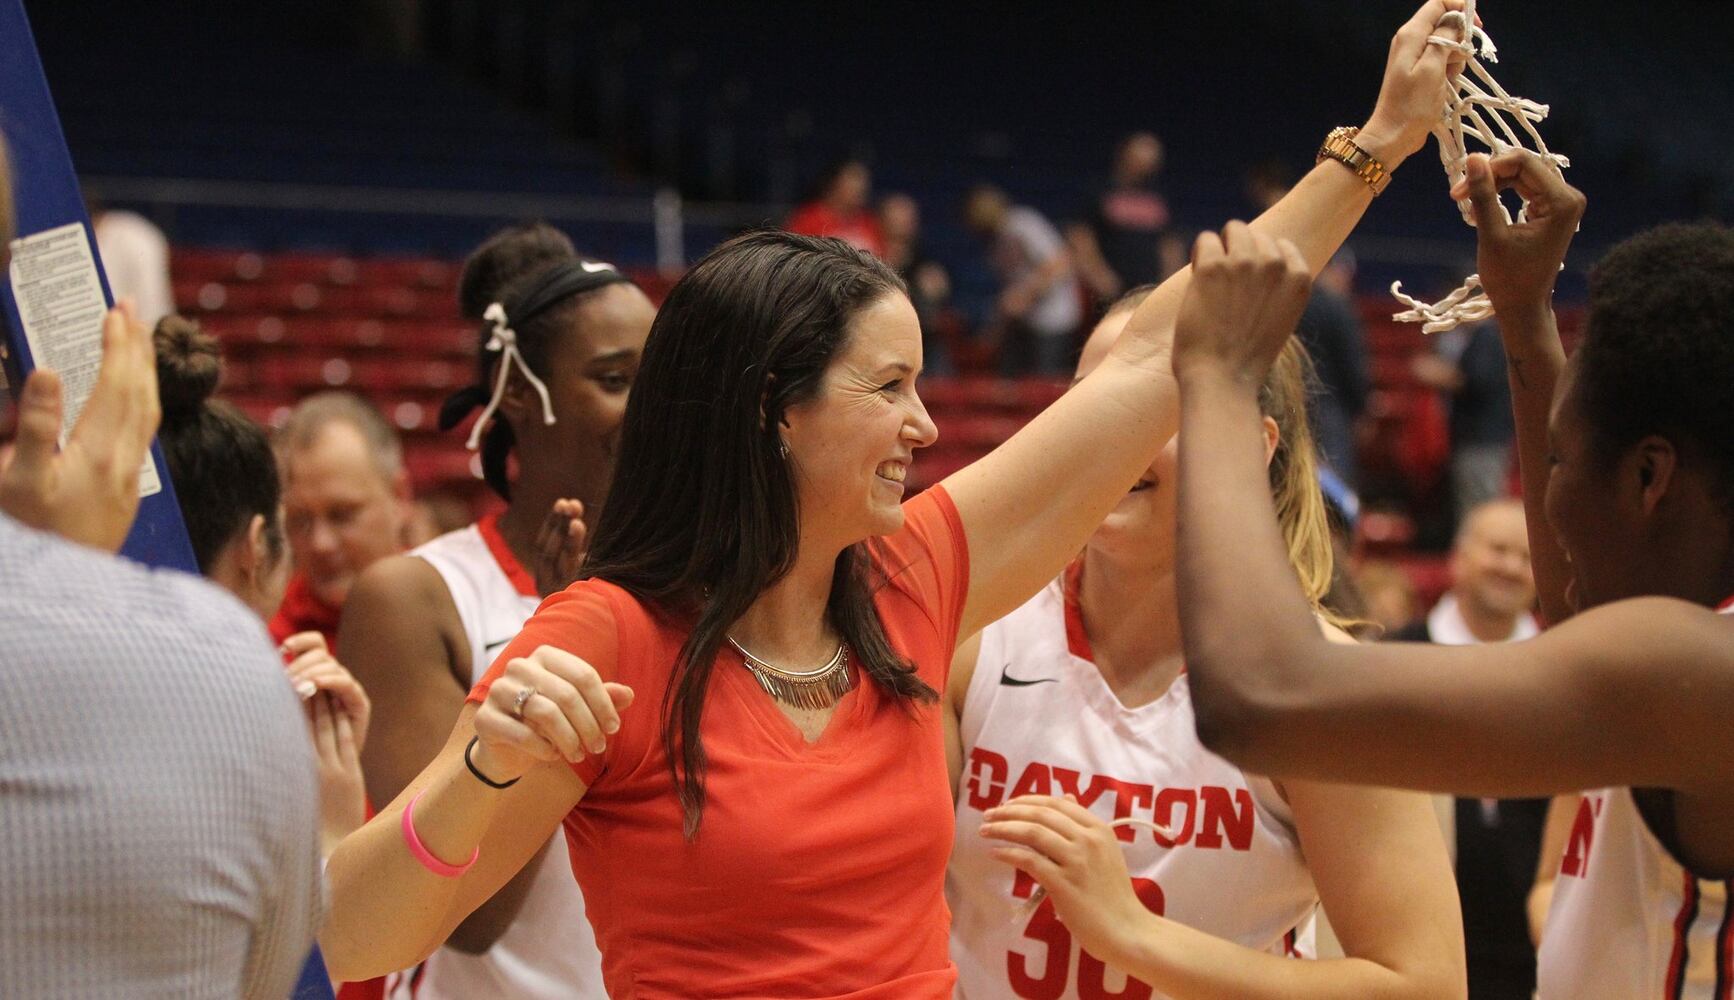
[470,487,970,999]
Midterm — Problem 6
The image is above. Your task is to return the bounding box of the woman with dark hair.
[950,289,1464,999]
[1167,151,1734,999]
[152,315,371,860]
[320,7,1461,992]
[338,222,652,999]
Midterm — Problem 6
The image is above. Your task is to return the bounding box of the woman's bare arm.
[945,0,1467,638]
[340,556,546,953]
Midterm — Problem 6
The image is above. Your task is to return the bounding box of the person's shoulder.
[360,549,458,604]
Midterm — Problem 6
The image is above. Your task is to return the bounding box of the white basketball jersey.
[390,516,608,1000]
[949,577,1318,1000]
[1536,602,1734,1000]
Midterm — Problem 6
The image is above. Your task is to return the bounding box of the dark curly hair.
[1577,221,1734,505]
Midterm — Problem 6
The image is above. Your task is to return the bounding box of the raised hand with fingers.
[532,498,587,597]
[1170,223,1313,387]
[1356,0,1471,167]
[469,645,635,786]
[0,303,159,552]
[1451,150,1586,317]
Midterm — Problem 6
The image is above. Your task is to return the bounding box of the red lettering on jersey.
[1012,762,1054,798]
[967,748,1010,811]
[1050,769,1160,843]
[1102,777,1157,844]
[1152,787,1196,847]
[1195,786,1255,851]
[1561,795,1602,878]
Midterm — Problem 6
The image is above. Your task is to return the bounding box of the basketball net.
[1390,2,1569,333]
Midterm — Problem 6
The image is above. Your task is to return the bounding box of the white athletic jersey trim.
[949,577,1317,1000]
[1535,601,1734,1000]
[387,520,607,1000]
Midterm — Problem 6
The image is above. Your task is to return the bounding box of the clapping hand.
[532,498,587,597]
[0,303,158,552]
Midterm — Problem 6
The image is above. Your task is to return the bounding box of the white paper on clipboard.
[7,222,161,498]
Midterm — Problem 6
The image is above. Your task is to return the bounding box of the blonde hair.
[1101,288,1349,627]
[1258,339,1348,627]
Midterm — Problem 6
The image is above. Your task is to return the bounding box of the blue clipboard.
[0,3,336,997]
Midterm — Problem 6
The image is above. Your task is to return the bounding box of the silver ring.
[511,685,536,720]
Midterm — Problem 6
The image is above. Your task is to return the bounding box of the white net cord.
[1390,2,1569,334]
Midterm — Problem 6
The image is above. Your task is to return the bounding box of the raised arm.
[1170,228,1734,800]
[942,0,1466,638]
[1454,150,1587,625]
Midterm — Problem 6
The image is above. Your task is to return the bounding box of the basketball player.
[953,290,1464,999]
[339,223,653,999]
[1168,150,1734,1000]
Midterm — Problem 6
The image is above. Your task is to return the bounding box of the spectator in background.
[879,192,954,376]
[1298,248,1371,488]
[1356,558,1420,636]
[786,159,885,258]
[90,201,174,324]
[1412,311,1516,522]
[272,391,412,648]
[964,183,1081,376]
[1246,164,1371,488]
[1068,131,1184,301]
[1,137,318,994]
[1395,497,1542,1000]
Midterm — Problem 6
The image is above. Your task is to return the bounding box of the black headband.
[438,259,634,431]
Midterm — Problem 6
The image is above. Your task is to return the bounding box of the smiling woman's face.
[780,292,938,550]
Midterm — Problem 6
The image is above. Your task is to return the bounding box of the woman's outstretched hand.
[1170,223,1312,387]
[1357,0,1472,168]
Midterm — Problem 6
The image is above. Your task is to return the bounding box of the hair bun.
[153,314,222,418]
[458,222,578,320]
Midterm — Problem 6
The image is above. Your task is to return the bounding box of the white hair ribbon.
[465,301,557,451]
[1393,2,1571,334]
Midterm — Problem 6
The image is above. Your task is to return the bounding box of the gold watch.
[1317,126,1391,195]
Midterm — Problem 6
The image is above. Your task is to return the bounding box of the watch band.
[1317,126,1391,196]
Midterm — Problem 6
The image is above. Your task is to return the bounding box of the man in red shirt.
[271,391,412,647]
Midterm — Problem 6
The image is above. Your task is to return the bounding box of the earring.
[779,440,790,460]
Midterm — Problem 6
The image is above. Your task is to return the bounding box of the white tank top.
[948,575,1318,1000]
[1535,601,1734,1000]
[389,516,608,1000]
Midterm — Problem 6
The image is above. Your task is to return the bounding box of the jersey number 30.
[1008,869,1166,1000]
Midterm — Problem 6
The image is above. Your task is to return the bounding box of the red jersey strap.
[476,513,539,599]
[1062,560,1095,663]
[1717,594,1734,614]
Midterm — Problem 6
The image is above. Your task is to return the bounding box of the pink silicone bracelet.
[401,789,479,878]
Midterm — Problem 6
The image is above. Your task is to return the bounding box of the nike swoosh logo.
[483,638,515,656]
[582,261,618,273]
[999,664,1057,687]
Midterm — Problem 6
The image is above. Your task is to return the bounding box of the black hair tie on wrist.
[464,736,520,789]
